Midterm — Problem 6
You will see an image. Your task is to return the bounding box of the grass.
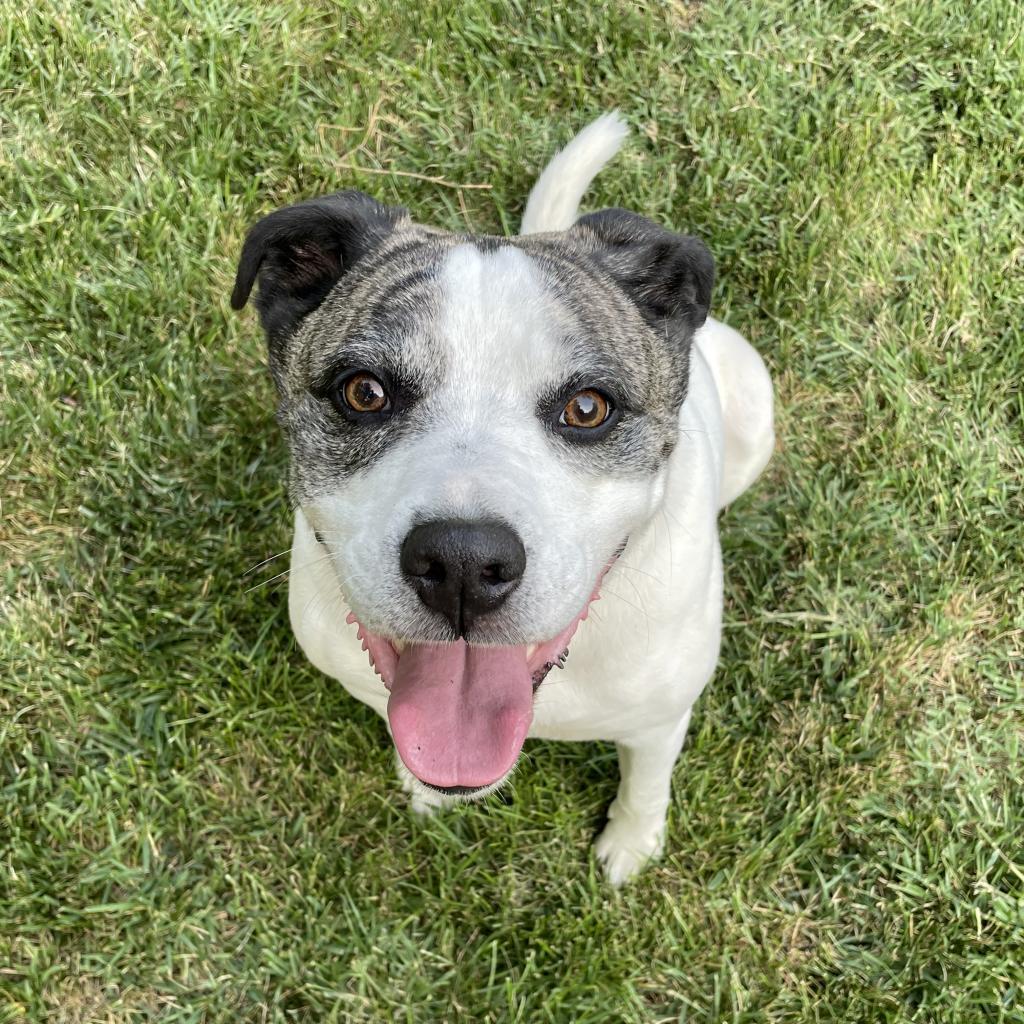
[2,0,1023,1019]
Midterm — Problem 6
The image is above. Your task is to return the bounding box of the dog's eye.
[337,371,390,414]
[560,389,612,429]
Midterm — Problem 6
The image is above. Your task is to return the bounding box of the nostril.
[405,554,446,582]
[480,563,503,585]
[422,560,446,584]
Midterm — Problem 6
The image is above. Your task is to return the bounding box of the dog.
[230,113,774,884]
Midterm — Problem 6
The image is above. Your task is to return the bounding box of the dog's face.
[232,191,713,792]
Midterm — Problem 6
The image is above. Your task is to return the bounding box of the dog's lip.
[363,637,550,660]
[344,617,585,688]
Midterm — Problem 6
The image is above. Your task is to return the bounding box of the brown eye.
[561,389,611,429]
[342,372,389,414]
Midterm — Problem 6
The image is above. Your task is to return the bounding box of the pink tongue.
[387,640,534,789]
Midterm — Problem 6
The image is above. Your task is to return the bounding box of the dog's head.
[232,190,713,794]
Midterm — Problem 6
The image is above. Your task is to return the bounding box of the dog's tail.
[519,112,629,235]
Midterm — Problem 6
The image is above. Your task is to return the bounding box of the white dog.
[231,113,774,884]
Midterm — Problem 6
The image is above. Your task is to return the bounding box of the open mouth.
[344,561,614,791]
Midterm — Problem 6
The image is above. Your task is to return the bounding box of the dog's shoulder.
[692,318,775,508]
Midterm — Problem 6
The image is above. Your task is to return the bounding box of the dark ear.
[571,208,714,334]
[231,190,406,350]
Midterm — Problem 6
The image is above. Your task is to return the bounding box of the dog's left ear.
[230,190,407,354]
[570,208,714,336]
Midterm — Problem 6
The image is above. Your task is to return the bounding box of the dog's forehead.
[436,242,576,382]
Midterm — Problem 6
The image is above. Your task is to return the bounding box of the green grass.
[2,0,1023,1020]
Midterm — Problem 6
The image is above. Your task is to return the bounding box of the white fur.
[520,112,629,234]
[287,116,774,884]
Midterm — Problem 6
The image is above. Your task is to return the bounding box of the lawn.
[2,0,1023,1020]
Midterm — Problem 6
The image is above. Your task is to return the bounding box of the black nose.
[400,519,526,637]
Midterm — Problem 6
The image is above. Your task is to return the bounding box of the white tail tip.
[520,112,629,235]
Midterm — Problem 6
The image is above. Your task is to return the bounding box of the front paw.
[409,791,442,816]
[593,801,667,886]
[395,755,446,816]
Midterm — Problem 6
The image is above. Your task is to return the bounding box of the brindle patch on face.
[518,236,690,476]
[277,228,454,496]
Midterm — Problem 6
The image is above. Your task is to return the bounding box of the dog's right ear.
[230,190,407,351]
[570,208,714,338]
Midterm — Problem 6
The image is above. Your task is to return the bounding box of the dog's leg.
[594,711,692,886]
[394,753,449,816]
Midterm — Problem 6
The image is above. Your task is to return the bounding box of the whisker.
[294,578,348,632]
[614,559,666,588]
[619,569,648,611]
[598,584,647,619]
[621,571,653,654]
[244,550,335,593]
[241,547,294,578]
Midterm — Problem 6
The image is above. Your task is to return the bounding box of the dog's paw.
[594,803,666,887]
[409,793,440,816]
[395,756,446,816]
